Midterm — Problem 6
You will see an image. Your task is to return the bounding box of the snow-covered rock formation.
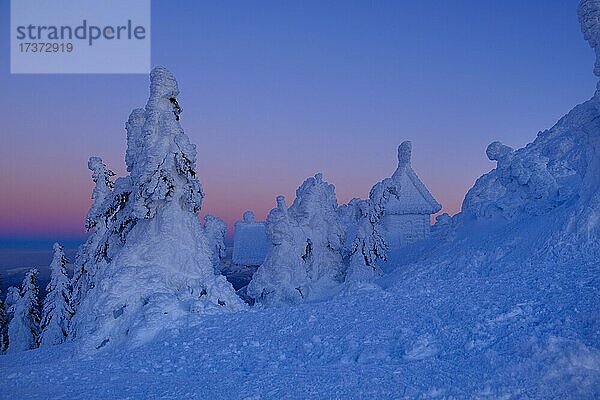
[40,244,73,347]
[370,141,441,257]
[70,67,244,349]
[232,211,269,267]
[462,69,600,250]
[248,174,345,305]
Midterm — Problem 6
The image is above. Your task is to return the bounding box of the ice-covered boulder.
[232,211,269,267]
[248,173,345,305]
[70,67,244,349]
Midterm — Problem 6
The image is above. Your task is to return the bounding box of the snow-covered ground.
[2,183,599,398]
[2,3,600,397]
[1,225,597,398]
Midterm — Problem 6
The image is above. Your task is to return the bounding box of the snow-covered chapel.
[371,141,441,253]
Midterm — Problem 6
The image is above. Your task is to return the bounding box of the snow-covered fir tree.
[344,199,387,284]
[3,286,20,320]
[40,244,74,346]
[0,279,8,353]
[71,156,115,310]
[203,214,227,273]
[70,67,243,349]
[248,173,345,305]
[7,269,41,352]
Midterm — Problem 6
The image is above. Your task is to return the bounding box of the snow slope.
[1,252,597,399]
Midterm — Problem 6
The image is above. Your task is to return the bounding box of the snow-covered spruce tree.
[248,173,345,305]
[71,156,115,309]
[0,280,8,353]
[203,215,227,273]
[247,195,306,305]
[4,286,20,319]
[7,269,41,352]
[344,199,387,285]
[40,243,74,346]
[71,67,243,349]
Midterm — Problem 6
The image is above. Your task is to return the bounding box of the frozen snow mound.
[232,211,269,267]
[459,2,600,239]
[248,174,345,306]
[70,67,244,350]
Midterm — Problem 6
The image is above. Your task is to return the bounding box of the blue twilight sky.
[0,0,595,247]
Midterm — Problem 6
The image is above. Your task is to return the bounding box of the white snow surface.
[3,9,600,395]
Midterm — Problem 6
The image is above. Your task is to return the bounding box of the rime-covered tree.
[0,278,8,353]
[70,67,243,348]
[4,286,20,320]
[71,156,115,309]
[248,173,345,305]
[40,243,74,346]
[7,269,41,352]
[344,199,387,284]
[579,0,600,91]
[204,215,227,273]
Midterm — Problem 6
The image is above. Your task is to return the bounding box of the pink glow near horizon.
[0,164,465,241]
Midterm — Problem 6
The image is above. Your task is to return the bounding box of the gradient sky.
[0,0,595,244]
